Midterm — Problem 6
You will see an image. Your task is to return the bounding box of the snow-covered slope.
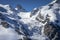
[34,0,60,26]
[30,0,60,40]
[30,0,60,26]
[0,5,18,40]
[0,4,48,40]
[0,0,60,40]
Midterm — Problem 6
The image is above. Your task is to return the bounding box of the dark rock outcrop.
[44,22,60,40]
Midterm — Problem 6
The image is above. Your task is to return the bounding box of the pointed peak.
[15,4,27,12]
[50,0,60,4]
[16,4,23,10]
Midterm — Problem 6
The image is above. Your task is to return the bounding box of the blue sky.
[0,0,53,11]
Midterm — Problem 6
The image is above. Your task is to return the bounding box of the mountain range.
[0,0,60,40]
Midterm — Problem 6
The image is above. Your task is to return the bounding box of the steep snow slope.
[0,0,60,40]
[30,0,60,40]
[17,10,49,40]
[18,12,30,19]
[36,0,60,26]
[0,4,28,40]
[0,4,48,40]
[17,12,31,23]
[30,0,60,25]
[0,4,19,40]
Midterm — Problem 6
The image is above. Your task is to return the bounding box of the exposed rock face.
[0,7,7,12]
[1,21,9,28]
[36,13,60,40]
[44,22,60,40]
[0,0,60,40]
[31,0,60,40]
[15,5,27,12]
[55,0,60,3]
[44,0,60,40]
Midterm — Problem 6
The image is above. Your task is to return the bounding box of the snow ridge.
[0,0,60,40]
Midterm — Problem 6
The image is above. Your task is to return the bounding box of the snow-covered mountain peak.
[15,5,27,12]
[18,12,31,19]
[30,0,60,24]
[0,4,10,11]
[0,0,60,40]
[30,0,60,40]
[0,4,13,15]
